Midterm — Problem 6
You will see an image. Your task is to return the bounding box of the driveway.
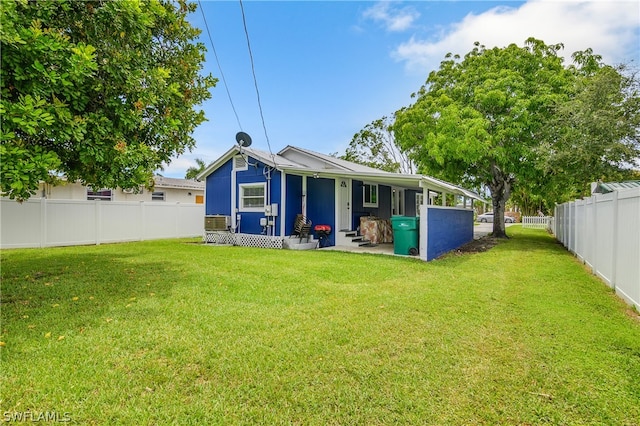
[474,222,515,239]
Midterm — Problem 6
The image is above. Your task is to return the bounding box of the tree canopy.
[185,158,207,181]
[1,0,217,201]
[534,60,640,207]
[340,116,415,174]
[394,38,639,236]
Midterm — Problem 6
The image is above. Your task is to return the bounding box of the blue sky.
[162,0,640,178]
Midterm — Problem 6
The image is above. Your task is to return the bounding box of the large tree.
[341,116,415,174]
[394,39,576,237]
[1,0,217,201]
[502,59,640,215]
[536,59,640,203]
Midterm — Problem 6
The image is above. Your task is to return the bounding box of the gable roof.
[197,144,484,201]
[197,145,305,180]
[278,145,395,174]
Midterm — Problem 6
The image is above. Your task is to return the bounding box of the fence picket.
[553,188,640,310]
[522,216,552,229]
[1,198,204,249]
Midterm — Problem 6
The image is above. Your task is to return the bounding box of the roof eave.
[278,166,484,200]
[196,146,240,181]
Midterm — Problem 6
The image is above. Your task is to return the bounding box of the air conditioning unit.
[204,215,231,231]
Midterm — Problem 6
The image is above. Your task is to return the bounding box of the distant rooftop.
[591,180,640,194]
[154,176,204,190]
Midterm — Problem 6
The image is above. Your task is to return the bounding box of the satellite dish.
[235,131,252,147]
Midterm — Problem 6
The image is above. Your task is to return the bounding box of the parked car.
[477,211,515,223]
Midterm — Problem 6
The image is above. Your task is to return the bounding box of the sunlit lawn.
[1,227,639,424]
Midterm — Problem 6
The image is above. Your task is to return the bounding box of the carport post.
[302,175,307,217]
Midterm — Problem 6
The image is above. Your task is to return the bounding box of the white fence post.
[139,201,144,241]
[552,188,640,311]
[95,200,102,245]
[142,201,147,240]
[568,202,573,254]
[39,198,47,248]
[610,190,619,289]
[176,202,181,238]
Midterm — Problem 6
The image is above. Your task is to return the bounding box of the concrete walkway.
[473,222,515,239]
[321,223,514,256]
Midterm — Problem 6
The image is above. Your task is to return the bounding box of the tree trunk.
[489,163,512,238]
[491,192,507,238]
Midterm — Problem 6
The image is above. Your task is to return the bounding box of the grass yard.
[1,227,639,424]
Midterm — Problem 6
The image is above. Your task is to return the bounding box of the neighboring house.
[36,176,204,204]
[198,144,483,249]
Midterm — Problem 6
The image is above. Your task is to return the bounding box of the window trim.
[239,182,266,212]
[363,183,378,208]
[416,193,424,216]
[392,187,404,216]
[87,188,113,201]
[151,191,166,201]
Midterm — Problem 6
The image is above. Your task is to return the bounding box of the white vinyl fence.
[522,216,552,229]
[554,188,640,310]
[1,198,205,249]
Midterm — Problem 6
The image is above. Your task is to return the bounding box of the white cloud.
[393,0,640,72]
[362,1,420,32]
[160,148,223,178]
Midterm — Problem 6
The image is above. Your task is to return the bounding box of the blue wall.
[351,180,392,227]
[378,185,392,219]
[404,190,418,217]
[425,207,474,261]
[205,160,232,216]
[307,177,335,246]
[234,158,282,235]
[285,174,303,235]
[205,155,283,236]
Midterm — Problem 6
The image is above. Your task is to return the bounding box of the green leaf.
[1,0,215,200]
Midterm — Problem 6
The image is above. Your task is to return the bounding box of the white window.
[363,183,378,208]
[152,191,165,201]
[416,193,424,216]
[87,188,112,201]
[239,183,266,211]
[392,188,404,216]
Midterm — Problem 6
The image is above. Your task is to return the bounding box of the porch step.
[351,236,372,246]
[336,229,371,247]
[358,241,375,247]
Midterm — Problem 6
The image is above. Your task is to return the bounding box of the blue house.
[198,144,483,259]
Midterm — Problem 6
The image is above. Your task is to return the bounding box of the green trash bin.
[390,216,420,256]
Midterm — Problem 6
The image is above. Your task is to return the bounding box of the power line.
[197,0,242,131]
[238,0,277,167]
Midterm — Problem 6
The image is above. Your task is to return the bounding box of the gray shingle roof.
[154,176,204,190]
[197,144,485,201]
[278,145,396,174]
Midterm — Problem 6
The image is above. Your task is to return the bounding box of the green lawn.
[1,227,639,425]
